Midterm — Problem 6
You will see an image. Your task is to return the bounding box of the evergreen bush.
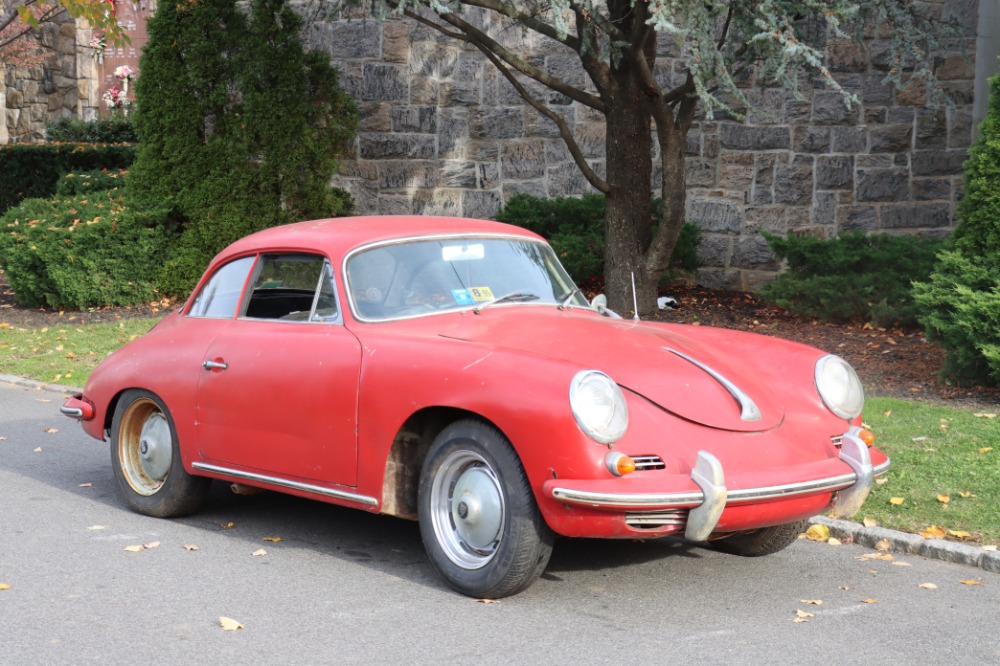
[0,190,177,309]
[495,193,701,287]
[55,170,128,196]
[128,0,358,295]
[45,116,138,143]
[913,68,1000,386]
[759,232,944,327]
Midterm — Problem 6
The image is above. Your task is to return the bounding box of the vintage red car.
[62,216,887,598]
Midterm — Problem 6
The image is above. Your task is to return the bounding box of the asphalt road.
[1,380,998,665]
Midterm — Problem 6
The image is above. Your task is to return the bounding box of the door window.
[243,254,340,323]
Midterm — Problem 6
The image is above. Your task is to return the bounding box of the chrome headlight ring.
[569,370,629,444]
[815,354,865,420]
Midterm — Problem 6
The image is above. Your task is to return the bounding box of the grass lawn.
[0,317,163,387]
[862,396,999,545]
[1,317,996,545]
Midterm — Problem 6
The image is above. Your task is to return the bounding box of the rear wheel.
[710,520,809,557]
[110,389,210,517]
[418,420,553,598]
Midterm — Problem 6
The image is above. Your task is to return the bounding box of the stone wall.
[311,3,979,290]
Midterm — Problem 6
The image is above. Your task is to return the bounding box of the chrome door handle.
[202,360,228,371]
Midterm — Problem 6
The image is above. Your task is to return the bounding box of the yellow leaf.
[892,562,912,567]
[251,549,267,557]
[920,525,948,539]
[937,494,950,504]
[476,599,501,604]
[799,599,823,605]
[0,583,10,590]
[792,617,810,623]
[33,447,41,452]
[862,517,878,528]
[123,545,144,552]
[144,541,161,549]
[220,522,235,529]
[959,491,974,498]
[959,579,983,586]
[874,538,891,551]
[883,409,892,417]
[980,447,993,454]
[262,537,282,543]
[973,413,997,419]
[805,524,830,542]
[794,610,815,618]
[43,428,58,434]
[949,530,971,538]
[827,537,841,546]
[889,497,905,505]
[861,598,878,604]
[919,583,938,590]
[86,525,105,530]
[219,617,244,631]
[183,544,199,551]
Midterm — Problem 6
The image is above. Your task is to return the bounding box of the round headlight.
[815,355,864,419]
[569,370,629,444]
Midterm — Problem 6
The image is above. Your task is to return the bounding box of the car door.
[195,254,363,486]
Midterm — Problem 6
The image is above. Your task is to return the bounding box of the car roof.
[219,216,543,260]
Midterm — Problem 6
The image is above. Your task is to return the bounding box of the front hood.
[429,307,800,433]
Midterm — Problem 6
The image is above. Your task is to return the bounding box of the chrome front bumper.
[548,427,886,542]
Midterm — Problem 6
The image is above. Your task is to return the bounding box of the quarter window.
[188,256,255,319]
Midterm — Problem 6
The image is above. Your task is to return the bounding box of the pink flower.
[114,65,134,80]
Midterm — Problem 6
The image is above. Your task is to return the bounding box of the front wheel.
[709,520,809,557]
[110,389,210,518]
[418,420,554,599]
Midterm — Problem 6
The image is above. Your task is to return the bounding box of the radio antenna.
[631,272,640,321]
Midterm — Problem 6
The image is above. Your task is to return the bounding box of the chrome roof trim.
[192,462,379,507]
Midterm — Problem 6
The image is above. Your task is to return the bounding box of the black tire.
[418,420,554,599]
[710,520,809,557]
[110,389,210,518]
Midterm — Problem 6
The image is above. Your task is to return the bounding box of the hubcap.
[119,399,172,496]
[430,450,505,570]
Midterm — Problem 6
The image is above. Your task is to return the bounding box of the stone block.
[856,154,894,169]
[6,89,23,108]
[856,168,909,202]
[827,39,867,72]
[479,163,500,190]
[742,206,787,234]
[469,108,523,140]
[359,133,436,160]
[523,111,567,140]
[413,189,461,216]
[862,73,894,106]
[446,53,483,106]
[812,91,859,125]
[783,100,812,124]
[500,140,546,180]
[912,178,952,201]
[376,160,438,189]
[852,526,925,553]
[774,158,813,206]
[793,126,830,153]
[914,539,983,567]
[686,198,741,233]
[685,159,716,188]
[383,22,410,63]
[360,103,392,132]
[912,150,967,176]
[881,203,951,229]
[934,53,975,81]
[719,124,790,150]
[695,268,741,291]
[816,155,853,190]
[502,181,548,200]
[462,190,503,219]
[392,106,436,133]
[837,205,878,232]
[547,161,601,196]
[466,140,499,162]
[949,108,974,149]
[696,234,732,267]
[377,193,414,215]
[982,549,1000,574]
[869,125,913,153]
[313,21,383,60]
[915,108,947,149]
[439,161,479,188]
[831,127,866,153]
[814,192,837,226]
[942,79,975,105]
[362,63,407,102]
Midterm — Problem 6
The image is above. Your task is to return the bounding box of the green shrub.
[759,231,945,327]
[0,190,177,309]
[55,170,128,196]
[0,144,136,215]
[45,116,138,143]
[495,193,701,285]
[912,69,1000,387]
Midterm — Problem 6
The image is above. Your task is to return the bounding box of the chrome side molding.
[192,462,379,507]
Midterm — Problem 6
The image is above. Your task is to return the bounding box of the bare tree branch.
[456,0,582,51]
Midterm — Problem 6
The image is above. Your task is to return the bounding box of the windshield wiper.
[473,292,539,313]
[558,288,582,310]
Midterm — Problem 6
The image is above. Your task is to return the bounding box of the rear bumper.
[543,427,887,540]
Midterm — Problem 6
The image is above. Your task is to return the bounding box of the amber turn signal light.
[605,452,636,476]
[859,429,876,447]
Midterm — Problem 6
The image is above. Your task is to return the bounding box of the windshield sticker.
[451,287,494,305]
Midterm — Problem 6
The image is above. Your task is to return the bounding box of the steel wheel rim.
[429,450,505,570]
[118,399,172,496]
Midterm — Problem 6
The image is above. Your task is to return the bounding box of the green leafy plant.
[495,193,700,287]
[44,116,138,143]
[759,232,944,327]
[55,170,128,196]
[0,190,177,309]
[913,71,1000,387]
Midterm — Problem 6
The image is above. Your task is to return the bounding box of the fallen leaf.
[0,583,10,590]
[262,537,282,543]
[86,525,105,530]
[937,494,950,504]
[0,436,6,441]
[220,522,235,529]
[919,583,938,590]
[959,491,974,498]
[805,524,830,542]
[827,537,841,546]
[949,530,971,539]
[144,541,160,549]
[251,549,267,557]
[795,609,815,618]
[959,579,983,586]
[79,483,92,488]
[980,447,993,454]
[973,413,997,419]
[33,447,41,452]
[219,616,244,631]
[476,599,501,604]
[44,428,58,434]
[889,497,905,506]
[799,599,823,605]
[792,617,810,623]
[883,409,892,417]
[862,517,878,528]
[892,562,912,567]
[36,398,51,403]
[911,436,928,442]
[861,598,878,604]
[123,545,145,553]
[874,539,891,551]
[876,477,888,485]
[919,525,948,539]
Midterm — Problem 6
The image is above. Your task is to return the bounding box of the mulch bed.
[2,270,997,409]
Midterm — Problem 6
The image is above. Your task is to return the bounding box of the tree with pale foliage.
[1,0,123,66]
[344,0,951,314]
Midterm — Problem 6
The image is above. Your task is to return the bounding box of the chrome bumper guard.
[549,426,885,540]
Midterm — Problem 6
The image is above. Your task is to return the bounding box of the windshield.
[345,236,589,321]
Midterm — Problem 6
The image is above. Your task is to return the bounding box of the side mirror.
[591,294,622,319]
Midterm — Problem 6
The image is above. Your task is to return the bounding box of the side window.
[243,254,339,323]
[188,256,255,319]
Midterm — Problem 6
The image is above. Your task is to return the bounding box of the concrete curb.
[810,516,1000,574]
[0,374,83,395]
